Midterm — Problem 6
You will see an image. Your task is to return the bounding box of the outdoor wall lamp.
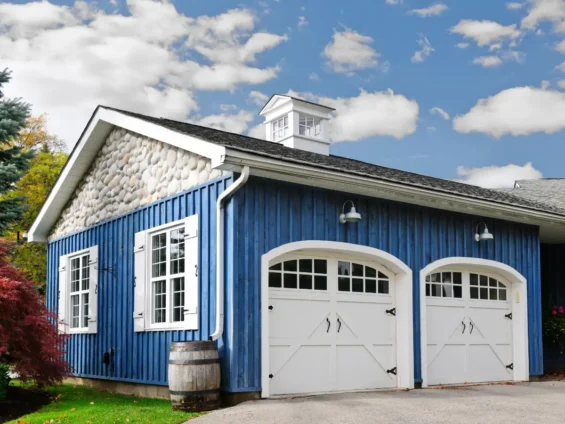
[475,222,494,242]
[340,200,362,224]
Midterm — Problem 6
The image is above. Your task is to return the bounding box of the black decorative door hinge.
[386,367,397,375]
[506,363,514,370]
[269,374,273,379]
[505,313,512,320]
[268,305,273,310]
[386,308,396,316]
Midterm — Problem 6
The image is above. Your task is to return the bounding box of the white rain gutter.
[210,166,250,342]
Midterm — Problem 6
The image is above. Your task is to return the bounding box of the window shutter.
[86,246,99,334]
[134,230,147,332]
[58,255,69,334]
[184,215,199,330]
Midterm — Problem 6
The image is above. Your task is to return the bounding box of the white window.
[298,114,321,138]
[272,115,289,141]
[58,246,99,334]
[134,215,199,331]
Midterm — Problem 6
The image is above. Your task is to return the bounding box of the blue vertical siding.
[228,177,543,392]
[46,176,233,386]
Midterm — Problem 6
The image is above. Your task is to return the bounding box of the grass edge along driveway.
[8,382,201,424]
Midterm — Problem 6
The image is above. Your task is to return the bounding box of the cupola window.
[298,114,322,138]
[272,115,289,141]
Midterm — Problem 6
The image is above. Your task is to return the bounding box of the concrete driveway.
[192,382,565,424]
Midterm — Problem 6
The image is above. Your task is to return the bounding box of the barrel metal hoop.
[169,389,220,396]
[169,358,220,365]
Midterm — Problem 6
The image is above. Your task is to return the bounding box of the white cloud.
[309,72,319,81]
[427,126,437,133]
[288,89,419,142]
[247,123,266,139]
[555,60,565,72]
[450,19,521,47]
[558,79,565,88]
[220,104,237,112]
[456,42,470,48]
[489,43,502,51]
[323,28,379,74]
[248,90,269,106]
[541,80,551,89]
[502,50,526,63]
[430,107,450,120]
[456,162,543,189]
[506,2,523,9]
[386,0,403,4]
[411,36,434,63]
[556,39,565,52]
[191,110,254,134]
[408,3,448,18]
[473,56,503,67]
[0,1,286,146]
[453,86,565,137]
[521,0,565,31]
[297,16,308,29]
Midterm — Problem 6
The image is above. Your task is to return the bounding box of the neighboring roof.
[501,179,565,210]
[259,94,336,114]
[104,106,565,217]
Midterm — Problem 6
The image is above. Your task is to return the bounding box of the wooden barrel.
[168,341,221,411]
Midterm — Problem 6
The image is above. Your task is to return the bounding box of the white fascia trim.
[261,240,414,398]
[419,257,529,387]
[221,150,565,229]
[28,107,226,242]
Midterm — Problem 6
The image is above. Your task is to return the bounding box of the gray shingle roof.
[502,179,565,211]
[103,106,565,218]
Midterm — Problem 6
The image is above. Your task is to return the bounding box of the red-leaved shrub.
[0,239,70,386]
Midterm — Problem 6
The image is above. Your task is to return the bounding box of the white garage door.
[267,255,397,396]
[425,270,514,386]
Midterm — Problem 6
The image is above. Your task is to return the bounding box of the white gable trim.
[28,107,226,242]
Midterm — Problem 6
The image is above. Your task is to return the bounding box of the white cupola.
[259,94,335,156]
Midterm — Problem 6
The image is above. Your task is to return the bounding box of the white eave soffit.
[27,107,226,242]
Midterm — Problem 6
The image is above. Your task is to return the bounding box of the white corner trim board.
[210,166,250,342]
[260,240,414,398]
[419,257,529,387]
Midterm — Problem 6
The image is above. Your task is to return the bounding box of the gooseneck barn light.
[339,200,362,224]
[475,222,494,242]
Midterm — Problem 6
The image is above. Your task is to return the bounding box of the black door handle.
[470,321,474,334]
[326,317,330,333]
[462,320,466,334]
[337,318,342,333]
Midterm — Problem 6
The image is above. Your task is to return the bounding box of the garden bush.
[0,363,9,400]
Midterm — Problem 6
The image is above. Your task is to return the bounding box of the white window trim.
[298,113,322,139]
[134,215,199,332]
[272,115,289,142]
[59,246,98,335]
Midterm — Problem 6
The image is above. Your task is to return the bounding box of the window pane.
[442,272,452,284]
[352,263,364,277]
[432,284,442,297]
[489,288,498,300]
[366,279,377,293]
[338,262,350,276]
[470,274,478,286]
[284,260,297,272]
[299,259,312,273]
[299,274,313,290]
[426,284,431,296]
[378,280,389,294]
[489,277,498,287]
[480,287,488,299]
[480,275,488,287]
[82,293,89,328]
[153,280,167,323]
[71,295,80,328]
[284,273,297,289]
[499,289,507,301]
[269,263,282,271]
[453,272,462,285]
[314,276,327,291]
[269,272,282,288]
[378,271,388,279]
[314,260,327,274]
[431,273,440,283]
[442,285,453,298]
[338,277,350,292]
[81,255,90,291]
[172,277,185,322]
[152,233,167,278]
[352,278,363,292]
[453,285,462,298]
[470,287,479,299]
[170,228,185,275]
[71,257,80,292]
[366,267,377,278]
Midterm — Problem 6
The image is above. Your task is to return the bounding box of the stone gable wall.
[50,128,223,239]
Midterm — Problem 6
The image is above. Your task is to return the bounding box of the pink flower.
[552,310,558,315]
[560,307,564,314]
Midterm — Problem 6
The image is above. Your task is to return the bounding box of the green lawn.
[8,382,201,424]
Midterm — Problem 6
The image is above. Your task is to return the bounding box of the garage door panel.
[270,298,331,340]
[336,345,395,391]
[336,302,395,342]
[426,305,466,345]
[466,344,512,383]
[270,345,333,395]
[427,344,466,385]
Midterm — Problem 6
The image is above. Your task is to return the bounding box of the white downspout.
[210,166,250,341]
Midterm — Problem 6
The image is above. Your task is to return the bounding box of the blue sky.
[2,0,565,188]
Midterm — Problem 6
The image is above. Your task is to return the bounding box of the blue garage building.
[28,95,565,400]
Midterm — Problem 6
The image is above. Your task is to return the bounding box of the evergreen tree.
[0,69,33,232]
